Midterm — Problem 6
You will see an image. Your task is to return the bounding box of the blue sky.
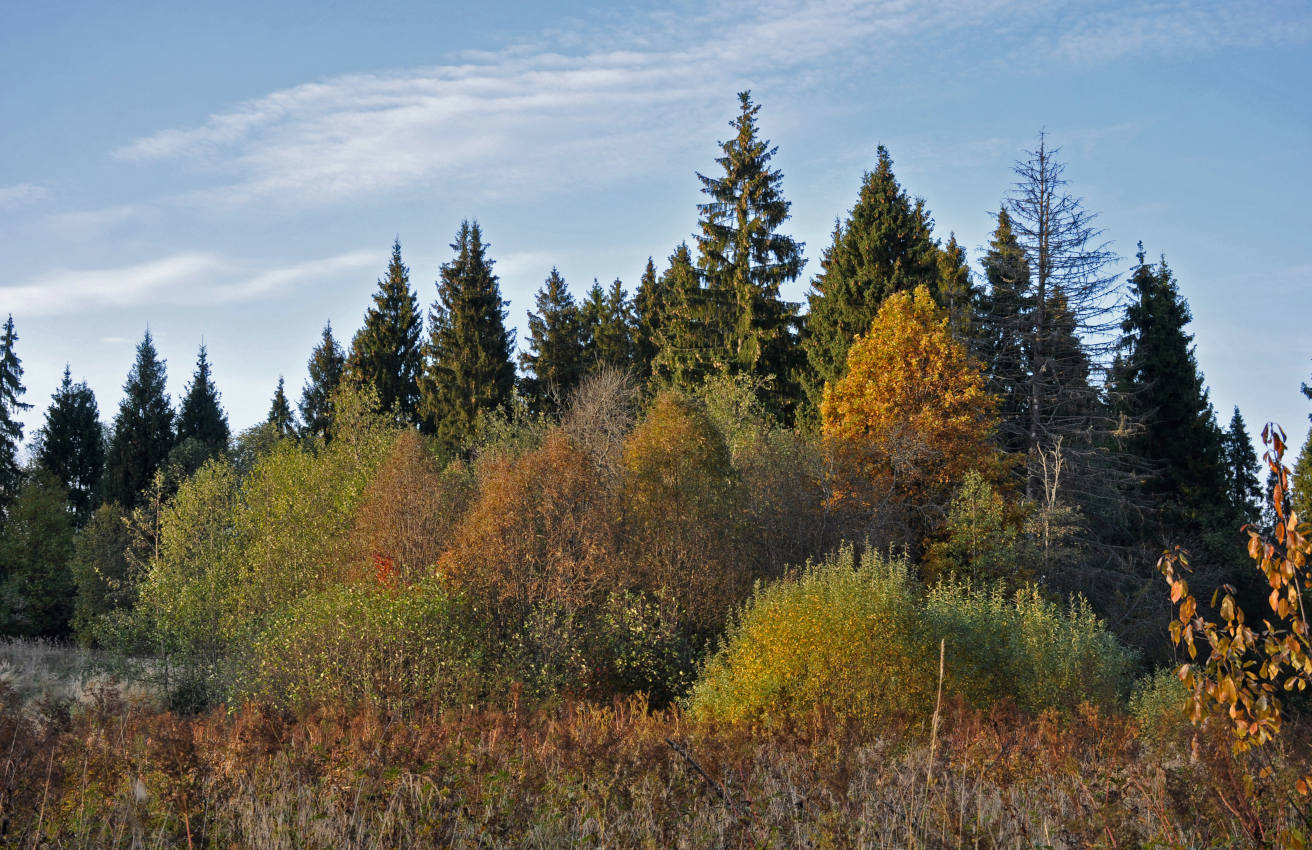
[2,0,1309,455]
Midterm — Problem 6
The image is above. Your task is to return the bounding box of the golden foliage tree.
[821,285,1000,541]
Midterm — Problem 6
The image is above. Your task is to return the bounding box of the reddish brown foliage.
[349,430,470,585]
[439,431,620,612]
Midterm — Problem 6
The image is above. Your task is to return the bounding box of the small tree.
[1159,423,1312,787]
[299,321,346,441]
[267,376,297,438]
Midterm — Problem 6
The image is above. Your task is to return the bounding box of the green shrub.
[1129,667,1193,747]
[689,545,1136,729]
[924,580,1136,714]
[596,590,702,708]
[247,579,483,713]
[688,545,936,728]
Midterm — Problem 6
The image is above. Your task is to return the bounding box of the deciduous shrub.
[349,429,468,585]
[688,544,936,728]
[621,391,746,628]
[440,430,619,612]
[690,544,1136,729]
[923,580,1135,714]
[247,579,483,713]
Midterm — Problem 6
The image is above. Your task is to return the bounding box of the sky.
[2,0,1310,457]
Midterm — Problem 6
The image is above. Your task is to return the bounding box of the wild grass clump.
[689,544,1136,729]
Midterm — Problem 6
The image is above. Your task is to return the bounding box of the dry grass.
[2,684,1309,849]
[0,638,157,711]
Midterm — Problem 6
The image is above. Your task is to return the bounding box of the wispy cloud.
[0,183,49,209]
[108,0,1031,211]
[1043,0,1312,64]
[1,250,377,317]
[103,0,1310,214]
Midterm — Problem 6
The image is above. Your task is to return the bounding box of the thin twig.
[665,737,748,817]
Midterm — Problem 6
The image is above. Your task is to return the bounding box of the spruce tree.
[1222,406,1261,526]
[103,331,174,509]
[35,366,103,525]
[696,91,804,419]
[299,321,346,440]
[420,220,516,448]
[650,243,721,389]
[520,267,585,413]
[802,146,940,416]
[175,344,229,458]
[1113,248,1226,528]
[632,257,664,380]
[267,376,296,438]
[581,277,634,373]
[937,233,975,339]
[0,315,32,507]
[346,239,424,424]
[975,210,1032,456]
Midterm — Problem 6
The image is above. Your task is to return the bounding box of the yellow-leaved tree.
[821,285,1000,544]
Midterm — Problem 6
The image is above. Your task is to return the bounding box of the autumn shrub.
[594,589,702,707]
[923,580,1136,714]
[621,391,747,628]
[349,429,470,585]
[695,374,832,579]
[126,387,398,708]
[921,470,1025,586]
[440,429,620,613]
[690,544,1135,730]
[558,367,637,478]
[246,578,483,713]
[688,544,937,729]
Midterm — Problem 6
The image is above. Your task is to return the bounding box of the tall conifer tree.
[299,321,346,440]
[103,331,174,509]
[520,267,585,412]
[176,344,229,457]
[581,277,634,372]
[1222,406,1261,526]
[651,244,720,389]
[420,221,515,448]
[267,376,296,438]
[696,91,804,419]
[346,239,423,424]
[975,210,1032,456]
[632,257,664,380]
[1113,248,1225,527]
[36,367,102,525]
[802,146,940,416]
[0,315,31,507]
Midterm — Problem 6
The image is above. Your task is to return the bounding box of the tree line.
[0,91,1298,656]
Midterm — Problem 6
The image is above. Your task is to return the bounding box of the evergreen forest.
[2,94,1311,847]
